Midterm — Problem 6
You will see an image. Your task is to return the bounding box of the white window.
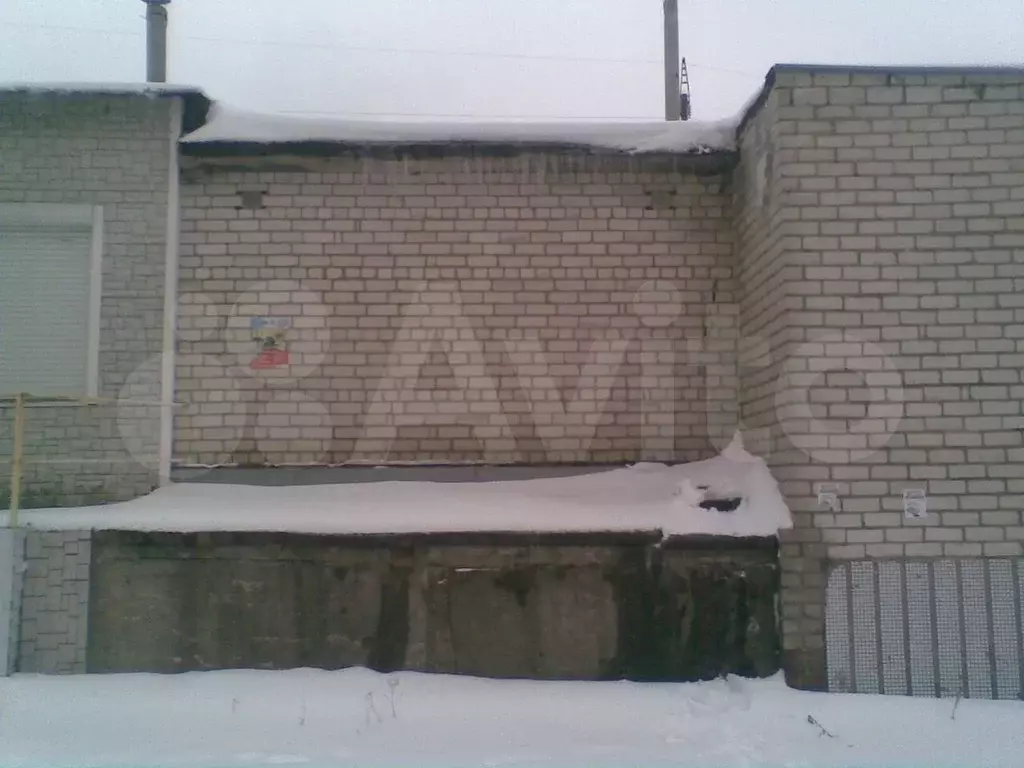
[0,203,102,397]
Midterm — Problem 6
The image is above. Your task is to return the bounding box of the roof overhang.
[178,102,739,165]
[0,81,213,134]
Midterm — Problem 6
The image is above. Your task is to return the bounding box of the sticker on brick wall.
[903,489,927,520]
[250,317,290,369]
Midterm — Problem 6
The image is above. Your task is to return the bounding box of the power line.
[688,61,761,77]
[2,21,660,66]
[3,20,763,79]
[2,21,140,37]
[183,34,661,66]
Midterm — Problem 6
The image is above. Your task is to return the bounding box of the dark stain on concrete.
[367,549,411,672]
[493,568,533,609]
[87,530,779,681]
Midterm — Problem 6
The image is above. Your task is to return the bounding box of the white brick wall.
[0,93,178,505]
[735,87,796,458]
[743,68,1024,682]
[176,153,738,466]
[734,84,831,677]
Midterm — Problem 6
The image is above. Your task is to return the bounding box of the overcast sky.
[2,0,1023,121]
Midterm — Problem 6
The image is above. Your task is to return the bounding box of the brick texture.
[751,69,1024,675]
[734,85,830,685]
[17,530,91,674]
[175,153,738,466]
[0,94,177,505]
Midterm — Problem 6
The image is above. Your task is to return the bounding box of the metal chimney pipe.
[142,0,171,83]
[663,0,680,121]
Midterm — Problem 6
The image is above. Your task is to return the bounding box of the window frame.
[0,203,103,398]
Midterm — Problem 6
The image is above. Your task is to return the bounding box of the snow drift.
[5,434,791,537]
[2,667,1023,768]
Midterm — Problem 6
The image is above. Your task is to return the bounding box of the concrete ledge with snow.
[11,435,789,537]
[6,436,790,680]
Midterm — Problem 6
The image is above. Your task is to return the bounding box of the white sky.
[1,0,1023,121]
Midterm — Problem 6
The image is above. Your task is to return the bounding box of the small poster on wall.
[250,317,290,369]
[903,489,927,520]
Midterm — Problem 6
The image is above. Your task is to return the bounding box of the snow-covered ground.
[1,667,1022,768]
[2,436,791,537]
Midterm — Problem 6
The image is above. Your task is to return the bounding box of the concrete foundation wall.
[175,152,738,468]
[86,530,779,681]
[0,93,178,506]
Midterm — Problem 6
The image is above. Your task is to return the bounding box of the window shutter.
[0,229,92,396]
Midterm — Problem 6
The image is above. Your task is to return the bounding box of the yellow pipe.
[0,393,178,407]
[9,393,25,528]
[0,391,179,526]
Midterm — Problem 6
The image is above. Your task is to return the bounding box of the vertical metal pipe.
[9,394,25,528]
[663,0,680,120]
[144,1,170,83]
[159,97,183,486]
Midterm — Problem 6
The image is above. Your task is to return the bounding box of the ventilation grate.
[826,558,1024,699]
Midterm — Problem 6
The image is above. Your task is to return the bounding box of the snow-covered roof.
[773,62,1024,76]
[181,103,738,155]
[0,81,206,98]
[3,434,791,538]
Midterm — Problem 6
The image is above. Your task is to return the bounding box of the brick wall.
[17,530,91,674]
[733,84,830,684]
[734,87,795,456]
[0,93,177,505]
[754,67,1024,685]
[175,152,737,467]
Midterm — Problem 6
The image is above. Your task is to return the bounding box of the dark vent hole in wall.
[238,190,265,209]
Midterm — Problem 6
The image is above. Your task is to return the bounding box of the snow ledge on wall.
[0,81,205,98]
[181,102,739,154]
[2,434,791,538]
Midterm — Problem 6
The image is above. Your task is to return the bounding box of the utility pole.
[663,0,680,120]
[142,0,171,83]
[679,57,692,120]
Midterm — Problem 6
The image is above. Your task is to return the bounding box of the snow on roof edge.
[181,102,739,155]
[3,433,793,539]
[0,81,206,98]
[735,62,1024,140]
[773,62,1024,76]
